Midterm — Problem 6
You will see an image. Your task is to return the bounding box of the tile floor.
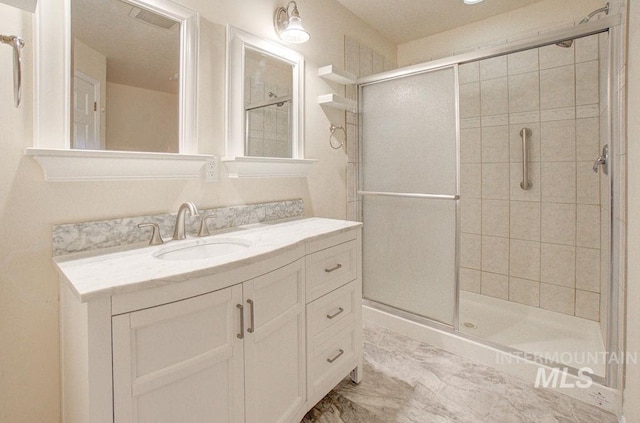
[303,321,617,423]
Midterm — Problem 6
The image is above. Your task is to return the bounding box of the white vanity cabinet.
[58,220,362,423]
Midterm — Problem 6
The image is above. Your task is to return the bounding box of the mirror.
[70,0,198,153]
[226,26,304,159]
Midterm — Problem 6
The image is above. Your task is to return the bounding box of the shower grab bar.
[0,34,24,107]
[358,191,459,200]
[520,128,532,190]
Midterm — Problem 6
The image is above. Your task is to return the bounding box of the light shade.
[274,1,310,44]
[463,0,484,4]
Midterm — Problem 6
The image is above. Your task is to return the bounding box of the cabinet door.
[112,285,244,423]
[244,259,306,423]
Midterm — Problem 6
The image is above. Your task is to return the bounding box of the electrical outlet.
[204,158,219,182]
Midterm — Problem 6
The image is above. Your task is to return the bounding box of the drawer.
[307,281,357,339]
[305,240,357,302]
[308,327,357,404]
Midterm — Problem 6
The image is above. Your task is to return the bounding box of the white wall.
[0,1,396,421]
[105,82,178,153]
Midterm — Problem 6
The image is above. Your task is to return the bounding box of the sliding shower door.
[360,66,459,326]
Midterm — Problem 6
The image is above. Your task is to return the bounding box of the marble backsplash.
[53,199,304,256]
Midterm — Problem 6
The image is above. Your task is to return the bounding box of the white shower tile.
[576,104,600,118]
[461,127,481,163]
[481,125,510,163]
[509,111,540,125]
[509,277,540,307]
[541,243,576,287]
[510,239,540,281]
[577,161,600,205]
[481,236,509,275]
[576,117,600,161]
[508,72,540,113]
[540,119,576,162]
[347,163,357,202]
[480,55,507,80]
[459,82,481,118]
[576,61,599,106]
[481,272,509,300]
[541,203,576,246]
[541,107,576,122]
[481,114,509,127]
[461,199,481,234]
[372,52,385,74]
[460,267,481,293]
[510,123,540,162]
[461,117,481,129]
[482,163,510,200]
[540,283,575,315]
[577,204,600,248]
[575,35,599,63]
[539,43,575,70]
[510,162,541,202]
[540,65,575,110]
[345,37,360,75]
[459,61,480,84]
[482,199,509,237]
[359,46,373,77]
[541,162,576,204]
[507,49,539,75]
[510,201,541,241]
[576,247,601,292]
[461,233,482,270]
[346,124,358,163]
[481,77,508,116]
[575,290,600,321]
[461,164,482,199]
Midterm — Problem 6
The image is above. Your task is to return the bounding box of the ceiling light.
[274,1,310,44]
[463,0,484,4]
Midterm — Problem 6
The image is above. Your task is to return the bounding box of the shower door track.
[358,190,459,201]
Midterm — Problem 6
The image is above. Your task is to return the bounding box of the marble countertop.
[55,218,362,302]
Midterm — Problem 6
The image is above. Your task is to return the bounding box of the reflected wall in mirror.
[71,0,196,153]
[226,27,304,160]
[244,48,292,158]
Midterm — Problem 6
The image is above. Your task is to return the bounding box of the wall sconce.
[274,1,310,44]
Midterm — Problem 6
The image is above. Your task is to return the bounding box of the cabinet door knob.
[236,304,244,339]
[325,263,342,273]
[326,307,344,320]
[247,299,255,333]
[327,349,344,363]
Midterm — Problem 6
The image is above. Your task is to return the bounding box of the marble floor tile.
[302,321,617,423]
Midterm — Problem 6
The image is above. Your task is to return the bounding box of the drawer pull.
[327,349,344,363]
[325,263,342,273]
[247,299,255,333]
[326,307,344,320]
[236,304,244,339]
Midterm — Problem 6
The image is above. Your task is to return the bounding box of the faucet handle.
[138,223,164,246]
[198,215,216,237]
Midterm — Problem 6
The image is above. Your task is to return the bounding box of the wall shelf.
[318,65,357,85]
[222,156,316,178]
[318,94,357,113]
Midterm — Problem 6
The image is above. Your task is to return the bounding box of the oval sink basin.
[153,238,252,261]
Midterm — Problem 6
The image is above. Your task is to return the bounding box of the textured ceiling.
[334,0,546,44]
[72,0,180,94]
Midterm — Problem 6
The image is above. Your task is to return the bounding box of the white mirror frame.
[223,26,315,178]
[26,0,212,181]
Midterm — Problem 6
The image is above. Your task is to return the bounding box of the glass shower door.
[360,66,459,326]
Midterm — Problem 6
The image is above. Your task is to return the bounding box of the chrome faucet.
[172,202,199,240]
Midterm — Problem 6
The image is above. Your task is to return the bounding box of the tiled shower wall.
[344,37,395,221]
[459,33,604,321]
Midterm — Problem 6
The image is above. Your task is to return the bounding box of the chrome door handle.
[236,304,244,339]
[327,349,344,363]
[593,145,609,175]
[247,299,255,333]
[520,128,532,190]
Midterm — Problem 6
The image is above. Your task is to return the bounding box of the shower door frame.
[357,14,624,389]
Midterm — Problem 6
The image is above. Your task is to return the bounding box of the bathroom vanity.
[56,218,362,423]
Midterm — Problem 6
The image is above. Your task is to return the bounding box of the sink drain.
[462,322,477,329]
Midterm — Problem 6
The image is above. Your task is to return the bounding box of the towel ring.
[329,124,346,150]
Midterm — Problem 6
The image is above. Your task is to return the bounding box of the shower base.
[459,291,606,377]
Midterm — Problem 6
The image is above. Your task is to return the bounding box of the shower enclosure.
[358,26,621,387]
